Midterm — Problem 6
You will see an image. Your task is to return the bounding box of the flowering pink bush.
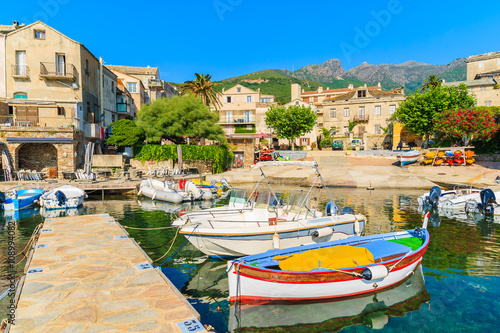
[435,108,499,142]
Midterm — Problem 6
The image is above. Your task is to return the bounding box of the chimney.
[326,87,329,91]
[348,84,354,90]
[257,88,260,93]
[291,83,301,101]
[364,83,367,88]
[222,87,225,93]
[302,89,305,93]
[377,82,381,87]
[318,86,323,93]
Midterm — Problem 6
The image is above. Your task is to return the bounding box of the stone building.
[444,51,500,107]
[0,21,117,176]
[216,84,276,167]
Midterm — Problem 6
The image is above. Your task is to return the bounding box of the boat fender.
[179,179,187,190]
[361,265,388,281]
[272,231,280,249]
[325,201,338,216]
[312,227,334,238]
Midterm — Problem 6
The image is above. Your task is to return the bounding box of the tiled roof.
[475,69,500,78]
[325,90,356,101]
[466,51,500,63]
[323,88,402,101]
[443,78,496,87]
[301,86,380,95]
[106,65,158,76]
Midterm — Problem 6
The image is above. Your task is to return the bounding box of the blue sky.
[2,0,499,82]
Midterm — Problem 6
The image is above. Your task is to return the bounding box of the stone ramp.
[8,214,206,332]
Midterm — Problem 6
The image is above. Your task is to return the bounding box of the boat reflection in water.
[181,259,228,301]
[40,206,84,219]
[3,206,40,222]
[137,198,213,215]
[228,264,429,332]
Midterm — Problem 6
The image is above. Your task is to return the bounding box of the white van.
[351,139,364,150]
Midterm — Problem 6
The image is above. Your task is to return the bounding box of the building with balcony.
[107,65,172,106]
[443,51,500,107]
[216,84,276,167]
[108,70,145,118]
[116,79,133,120]
[0,21,116,175]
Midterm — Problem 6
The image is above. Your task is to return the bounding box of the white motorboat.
[465,189,500,216]
[175,162,367,257]
[418,185,497,210]
[39,185,87,210]
[138,179,212,204]
[398,150,421,166]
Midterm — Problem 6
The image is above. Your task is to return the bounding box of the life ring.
[179,179,187,190]
[236,160,243,168]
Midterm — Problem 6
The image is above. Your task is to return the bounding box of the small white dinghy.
[40,185,87,210]
[398,150,421,166]
[138,179,213,204]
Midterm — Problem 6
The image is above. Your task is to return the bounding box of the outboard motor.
[325,201,339,216]
[341,206,354,215]
[476,189,497,215]
[54,190,67,207]
[424,186,441,208]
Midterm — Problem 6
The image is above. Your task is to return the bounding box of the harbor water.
[1,187,500,332]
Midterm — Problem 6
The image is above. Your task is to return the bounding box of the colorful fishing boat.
[3,188,45,211]
[175,162,366,257]
[228,264,429,332]
[227,213,430,303]
[397,150,421,166]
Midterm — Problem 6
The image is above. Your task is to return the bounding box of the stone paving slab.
[9,214,207,333]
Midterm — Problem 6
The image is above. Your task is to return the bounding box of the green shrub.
[234,124,256,134]
[135,144,233,174]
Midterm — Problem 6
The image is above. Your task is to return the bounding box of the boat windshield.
[228,188,248,208]
[285,190,311,216]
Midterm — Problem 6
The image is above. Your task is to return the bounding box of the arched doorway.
[17,143,57,171]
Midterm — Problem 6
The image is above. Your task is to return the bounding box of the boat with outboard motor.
[465,188,500,216]
[138,178,213,203]
[227,212,430,303]
[175,162,366,257]
[40,185,87,210]
[417,184,498,210]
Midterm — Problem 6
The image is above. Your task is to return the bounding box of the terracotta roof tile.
[106,65,158,76]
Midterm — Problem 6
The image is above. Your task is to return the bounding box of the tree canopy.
[181,73,222,110]
[421,74,442,92]
[136,94,227,144]
[106,119,145,149]
[390,84,476,146]
[265,105,317,149]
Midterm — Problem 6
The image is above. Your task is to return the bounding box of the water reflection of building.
[229,265,429,332]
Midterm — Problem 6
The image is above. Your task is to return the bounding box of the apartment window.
[295,101,299,105]
[127,82,137,93]
[237,88,241,92]
[15,51,27,76]
[111,81,115,92]
[14,92,27,99]
[301,138,308,146]
[112,114,116,123]
[261,98,271,103]
[485,101,492,106]
[480,86,486,91]
[358,90,366,98]
[57,106,65,116]
[244,110,253,122]
[375,105,381,115]
[246,96,254,103]
[343,126,349,135]
[34,30,45,39]
[225,96,232,103]
[145,97,150,105]
[374,124,381,135]
[479,61,484,68]
[85,59,89,74]
[226,111,232,123]
[390,105,396,114]
[359,106,365,119]
[330,108,336,118]
[344,107,349,117]
[8,106,14,115]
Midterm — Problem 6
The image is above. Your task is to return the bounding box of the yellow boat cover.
[274,245,375,271]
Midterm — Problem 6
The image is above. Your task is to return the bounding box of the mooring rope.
[155,227,181,262]
[156,224,199,267]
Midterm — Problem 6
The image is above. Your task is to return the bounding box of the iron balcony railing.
[40,62,77,80]
[11,65,30,77]
[148,79,163,88]
[354,115,369,122]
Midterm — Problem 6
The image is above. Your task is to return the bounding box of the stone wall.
[0,102,8,117]
[0,127,80,176]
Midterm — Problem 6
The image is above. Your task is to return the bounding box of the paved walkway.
[9,214,206,332]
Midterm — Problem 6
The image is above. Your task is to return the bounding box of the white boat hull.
[40,185,86,210]
[139,179,212,203]
[228,258,422,302]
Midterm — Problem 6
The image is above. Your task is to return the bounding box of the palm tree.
[421,74,442,92]
[181,73,222,110]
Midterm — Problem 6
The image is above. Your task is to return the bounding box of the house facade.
[444,51,500,107]
[0,21,116,175]
[108,70,145,119]
[216,84,276,167]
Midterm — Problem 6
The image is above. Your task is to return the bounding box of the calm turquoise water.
[1,188,500,332]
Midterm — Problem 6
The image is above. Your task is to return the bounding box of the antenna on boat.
[313,162,339,213]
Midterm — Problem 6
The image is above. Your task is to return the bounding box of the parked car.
[351,139,364,150]
[332,140,344,150]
